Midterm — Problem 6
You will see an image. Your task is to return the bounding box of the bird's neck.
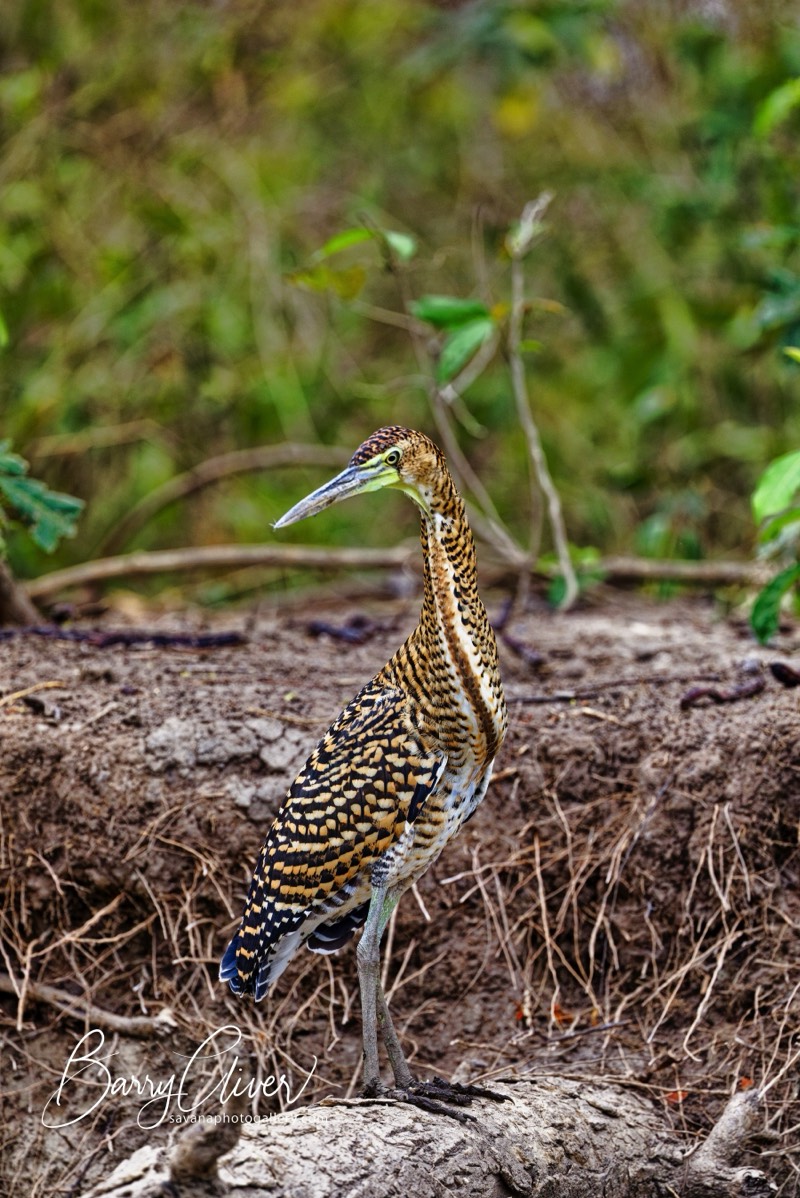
[417,476,480,647]
[388,471,506,766]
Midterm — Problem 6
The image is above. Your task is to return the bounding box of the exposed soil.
[1,590,799,1196]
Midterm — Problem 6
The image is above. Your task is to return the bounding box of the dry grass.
[2,606,799,1194]
[4,754,798,1193]
[433,778,800,1193]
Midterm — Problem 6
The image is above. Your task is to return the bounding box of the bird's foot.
[417,1075,511,1103]
[363,1074,509,1123]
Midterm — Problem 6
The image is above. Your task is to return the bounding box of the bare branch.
[97,442,347,556]
[0,559,40,625]
[23,546,773,604]
[507,195,579,610]
[0,971,175,1039]
[25,543,414,600]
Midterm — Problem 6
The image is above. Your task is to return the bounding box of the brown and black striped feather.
[220,680,446,999]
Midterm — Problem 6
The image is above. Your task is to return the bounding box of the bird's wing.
[221,680,446,997]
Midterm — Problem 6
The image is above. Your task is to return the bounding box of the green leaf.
[0,311,8,350]
[0,443,84,553]
[312,228,373,261]
[753,450,800,525]
[436,317,495,383]
[383,230,417,261]
[750,563,800,644]
[784,346,800,364]
[546,561,605,607]
[0,441,27,475]
[312,227,416,264]
[412,294,491,329]
[758,505,800,545]
[754,77,800,138]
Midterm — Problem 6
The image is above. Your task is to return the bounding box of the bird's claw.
[389,1083,477,1123]
[364,1074,508,1122]
[424,1074,511,1103]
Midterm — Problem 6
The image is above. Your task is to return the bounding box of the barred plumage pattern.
[221,427,507,1003]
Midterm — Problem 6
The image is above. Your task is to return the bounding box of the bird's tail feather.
[219,921,305,1002]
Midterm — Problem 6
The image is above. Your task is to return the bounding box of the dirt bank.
[1,591,798,1194]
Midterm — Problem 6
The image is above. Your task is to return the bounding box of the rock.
[144,717,197,775]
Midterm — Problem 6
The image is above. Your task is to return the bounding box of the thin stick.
[29,419,166,459]
[97,442,347,556]
[0,680,64,709]
[378,226,525,565]
[0,971,175,1038]
[26,543,412,599]
[29,894,124,958]
[681,923,742,1060]
[507,195,578,610]
[23,544,773,603]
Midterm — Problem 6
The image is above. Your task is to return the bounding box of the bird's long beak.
[274,462,391,529]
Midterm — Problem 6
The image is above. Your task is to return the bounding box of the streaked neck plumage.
[384,463,507,769]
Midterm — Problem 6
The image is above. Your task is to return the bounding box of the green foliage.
[411,295,498,382]
[753,77,800,139]
[752,450,800,533]
[435,318,495,383]
[0,442,83,556]
[750,449,800,643]
[2,0,800,582]
[312,226,416,264]
[411,296,492,329]
[751,564,800,645]
[289,225,417,300]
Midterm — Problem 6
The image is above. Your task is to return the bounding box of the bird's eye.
[385,449,401,467]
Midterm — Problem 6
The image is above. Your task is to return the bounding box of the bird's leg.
[376,984,414,1090]
[357,882,414,1089]
[356,880,396,1093]
[357,882,508,1121]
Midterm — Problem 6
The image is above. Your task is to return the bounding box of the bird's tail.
[219,917,305,1002]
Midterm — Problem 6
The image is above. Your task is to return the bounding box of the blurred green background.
[2,0,800,591]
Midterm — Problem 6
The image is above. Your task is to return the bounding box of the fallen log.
[79,1077,774,1198]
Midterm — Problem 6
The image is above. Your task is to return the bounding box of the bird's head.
[274,427,444,529]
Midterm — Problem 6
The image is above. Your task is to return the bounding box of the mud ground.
[1,589,799,1195]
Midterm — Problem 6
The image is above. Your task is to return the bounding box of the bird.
[220,426,508,1116]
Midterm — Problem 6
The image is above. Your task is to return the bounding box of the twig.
[25,543,413,600]
[533,835,560,1014]
[0,559,40,626]
[28,420,167,460]
[377,225,525,565]
[0,680,64,709]
[506,195,578,610]
[512,672,722,704]
[596,555,773,587]
[681,924,743,1061]
[0,971,175,1038]
[29,894,125,958]
[97,442,347,556]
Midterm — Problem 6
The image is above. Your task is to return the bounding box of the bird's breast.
[376,759,493,892]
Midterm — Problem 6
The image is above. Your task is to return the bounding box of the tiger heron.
[220,427,507,1117]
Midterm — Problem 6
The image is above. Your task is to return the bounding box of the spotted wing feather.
[220,681,445,1000]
